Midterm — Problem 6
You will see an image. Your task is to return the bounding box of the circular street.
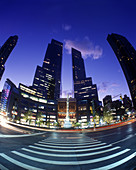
[0,121,136,170]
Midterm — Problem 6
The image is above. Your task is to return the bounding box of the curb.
[7,119,136,133]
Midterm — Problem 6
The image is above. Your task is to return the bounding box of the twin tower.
[32,39,99,104]
[33,34,136,110]
[1,34,136,109]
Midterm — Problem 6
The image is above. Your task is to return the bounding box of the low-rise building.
[58,98,76,127]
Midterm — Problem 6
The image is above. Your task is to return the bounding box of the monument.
[64,94,72,128]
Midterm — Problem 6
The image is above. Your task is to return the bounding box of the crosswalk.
[0,136,136,170]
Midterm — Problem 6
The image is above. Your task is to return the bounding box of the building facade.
[103,95,112,106]
[32,39,63,100]
[107,33,136,109]
[0,79,57,127]
[58,98,76,127]
[32,65,55,99]
[123,94,132,109]
[0,35,18,80]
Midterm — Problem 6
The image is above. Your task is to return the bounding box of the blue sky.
[0,0,136,102]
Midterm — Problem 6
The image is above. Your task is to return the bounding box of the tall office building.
[32,39,63,100]
[107,33,136,108]
[72,48,98,101]
[0,35,18,80]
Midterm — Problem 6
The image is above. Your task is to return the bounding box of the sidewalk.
[6,119,136,133]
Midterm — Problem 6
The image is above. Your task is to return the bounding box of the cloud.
[98,82,119,93]
[62,24,72,31]
[110,83,119,87]
[98,82,109,93]
[64,37,103,59]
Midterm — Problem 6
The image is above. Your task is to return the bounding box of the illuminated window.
[92,87,96,90]
[131,80,134,83]
[34,84,38,86]
[84,95,89,97]
[50,115,56,118]
[78,106,86,111]
[79,91,86,94]
[38,106,44,109]
[81,86,92,90]
[44,61,50,64]
[48,102,54,104]
[39,98,47,103]
[32,109,37,113]
[30,96,38,101]
[21,93,29,98]
[20,85,36,95]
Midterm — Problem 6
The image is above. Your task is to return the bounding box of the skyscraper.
[72,48,98,101]
[107,33,136,108]
[72,48,86,81]
[32,39,63,100]
[0,35,18,80]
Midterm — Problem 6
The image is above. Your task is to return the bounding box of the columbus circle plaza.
[0,34,136,169]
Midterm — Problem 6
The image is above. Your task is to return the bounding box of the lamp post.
[91,100,96,130]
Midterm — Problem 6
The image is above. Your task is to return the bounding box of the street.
[0,121,136,170]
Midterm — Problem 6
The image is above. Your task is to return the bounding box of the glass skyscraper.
[72,48,98,101]
[32,39,63,100]
[0,35,18,80]
[107,33,136,109]
[72,48,100,122]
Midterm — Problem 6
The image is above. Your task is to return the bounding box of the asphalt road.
[0,121,136,170]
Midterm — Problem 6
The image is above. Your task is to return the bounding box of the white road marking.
[12,149,130,165]
[0,153,44,170]
[42,139,98,143]
[111,133,136,145]
[0,132,46,138]
[39,141,101,146]
[22,146,120,157]
[66,137,82,139]
[91,152,136,170]
[42,138,98,144]
[34,142,106,149]
[0,163,9,170]
[29,144,113,152]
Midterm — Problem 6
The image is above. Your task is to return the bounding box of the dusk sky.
[0,0,136,102]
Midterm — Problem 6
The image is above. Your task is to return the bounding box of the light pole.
[91,100,96,130]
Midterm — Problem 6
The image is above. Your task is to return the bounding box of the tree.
[36,112,43,127]
[75,122,81,128]
[93,113,100,125]
[23,111,33,125]
[16,115,21,123]
[103,106,113,124]
[46,120,51,128]
[53,122,60,128]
